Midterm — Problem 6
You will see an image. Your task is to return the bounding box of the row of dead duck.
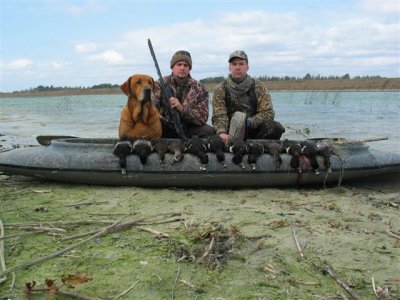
[113,135,336,175]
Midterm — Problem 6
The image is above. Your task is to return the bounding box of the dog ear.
[120,77,131,96]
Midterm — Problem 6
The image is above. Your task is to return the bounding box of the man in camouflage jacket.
[212,50,285,143]
[152,50,214,138]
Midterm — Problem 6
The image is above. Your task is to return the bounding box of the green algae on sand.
[0,174,399,299]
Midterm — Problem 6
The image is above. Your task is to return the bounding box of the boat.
[0,137,399,187]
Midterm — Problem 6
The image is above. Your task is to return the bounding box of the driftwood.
[5,212,182,228]
[10,226,66,233]
[292,227,306,260]
[371,277,379,299]
[386,228,400,240]
[61,215,182,241]
[0,220,7,284]
[323,264,362,300]
[171,266,181,300]
[198,236,215,263]
[112,280,141,300]
[1,216,127,277]
[65,201,109,207]
[137,226,170,238]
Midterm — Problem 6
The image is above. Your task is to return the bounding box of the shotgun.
[147,39,189,142]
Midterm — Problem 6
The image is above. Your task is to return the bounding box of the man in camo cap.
[212,50,285,143]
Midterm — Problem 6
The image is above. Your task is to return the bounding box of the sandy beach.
[0,172,399,299]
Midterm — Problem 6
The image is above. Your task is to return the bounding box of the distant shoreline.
[1,78,398,98]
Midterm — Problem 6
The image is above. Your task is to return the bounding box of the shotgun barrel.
[148,39,189,142]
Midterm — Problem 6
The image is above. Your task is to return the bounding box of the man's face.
[229,58,249,80]
[171,61,190,79]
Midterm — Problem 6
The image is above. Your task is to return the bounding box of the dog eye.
[136,79,141,84]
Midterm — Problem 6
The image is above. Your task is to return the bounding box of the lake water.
[1,91,399,153]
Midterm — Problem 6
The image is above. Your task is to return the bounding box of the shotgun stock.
[147,39,189,142]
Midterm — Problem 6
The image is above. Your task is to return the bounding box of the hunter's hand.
[169,97,183,112]
[219,133,229,144]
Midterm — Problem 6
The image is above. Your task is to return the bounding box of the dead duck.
[207,134,227,167]
[152,138,169,167]
[264,140,283,169]
[185,136,209,171]
[113,138,133,174]
[229,140,248,169]
[315,139,336,173]
[168,140,185,165]
[282,140,302,173]
[132,138,153,165]
[247,141,265,170]
[300,140,320,174]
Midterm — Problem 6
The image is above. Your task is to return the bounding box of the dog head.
[120,74,155,103]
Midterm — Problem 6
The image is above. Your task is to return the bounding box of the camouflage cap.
[228,50,248,63]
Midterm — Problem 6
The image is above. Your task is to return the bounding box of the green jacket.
[211,78,275,134]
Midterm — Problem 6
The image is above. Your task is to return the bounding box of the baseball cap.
[228,50,248,63]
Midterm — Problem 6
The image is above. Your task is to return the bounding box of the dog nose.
[143,87,151,101]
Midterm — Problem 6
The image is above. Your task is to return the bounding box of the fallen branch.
[198,236,215,263]
[323,264,362,300]
[65,201,109,207]
[87,212,139,217]
[0,220,7,284]
[9,272,15,292]
[263,265,280,275]
[292,227,306,260]
[171,266,181,300]
[1,215,128,277]
[11,226,66,234]
[60,216,181,241]
[179,279,202,292]
[5,212,182,228]
[5,220,113,227]
[138,226,170,238]
[371,277,379,299]
[112,280,141,300]
[386,228,400,240]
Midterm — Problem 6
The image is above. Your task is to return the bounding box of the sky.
[0,0,399,92]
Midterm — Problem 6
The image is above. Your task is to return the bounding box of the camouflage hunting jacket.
[152,74,209,128]
[212,78,275,134]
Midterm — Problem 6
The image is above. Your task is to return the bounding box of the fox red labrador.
[119,74,162,139]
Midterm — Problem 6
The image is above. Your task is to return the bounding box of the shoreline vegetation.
[1,77,399,98]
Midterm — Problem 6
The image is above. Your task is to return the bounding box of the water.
[1,91,399,153]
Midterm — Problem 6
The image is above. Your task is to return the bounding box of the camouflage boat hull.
[0,138,399,187]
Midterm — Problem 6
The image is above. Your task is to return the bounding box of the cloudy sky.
[1,0,399,92]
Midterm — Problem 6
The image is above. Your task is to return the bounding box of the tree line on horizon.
[14,74,387,93]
